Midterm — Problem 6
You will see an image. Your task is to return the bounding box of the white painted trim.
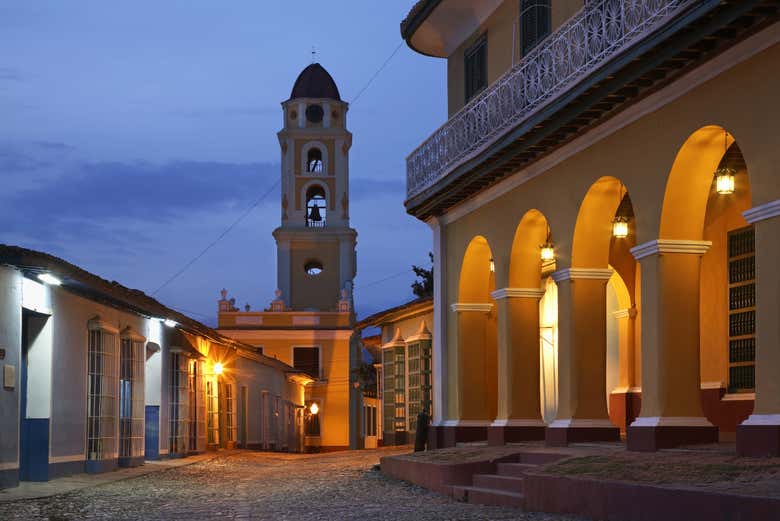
[49,454,86,464]
[700,381,724,390]
[612,308,631,319]
[631,239,712,260]
[217,329,354,341]
[741,414,780,426]
[628,386,642,393]
[551,268,613,282]
[0,462,19,471]
[548,418,617,429]
[630,416,714,428]
[722,393,755,402]
[610,386,630,394]
[490,418,546,428]
[87,316,119,335]
[450,303,493,313]
[490,287,546,300]
[429,216,447,426]
[441,419,460,427]
[437,23,780,225]
[743,199,780,223]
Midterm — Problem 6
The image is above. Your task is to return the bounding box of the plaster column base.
[627,417,717,452]
[545,419,620,446]
[488,420,546,445]
[737,415,780,457]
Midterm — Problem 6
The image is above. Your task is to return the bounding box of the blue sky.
[0,1,445,323]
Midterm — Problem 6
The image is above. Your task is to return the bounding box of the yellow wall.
[440,40,780,421]
[289,239,342,311]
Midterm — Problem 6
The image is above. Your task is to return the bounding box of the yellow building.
[218,63,361,451]
[400,0,780,455]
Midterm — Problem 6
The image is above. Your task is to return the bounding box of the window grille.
[520,0,551,56]
[169,352,189,454]
[224,383,235,442]
[187,359,206,452]
[393,346,406,432]
[727,226,756,392]
[382,348,395,434]
[119,337,144,460]
[407,342,421,432]
[87,328,118,461]
[206,379,219,445]
[464,35,487,102]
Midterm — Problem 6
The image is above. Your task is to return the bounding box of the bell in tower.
[273,63,357,312]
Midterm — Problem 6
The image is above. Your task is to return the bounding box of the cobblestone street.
[0,448,582,520]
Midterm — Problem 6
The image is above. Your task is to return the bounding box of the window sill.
[722,392,755,402]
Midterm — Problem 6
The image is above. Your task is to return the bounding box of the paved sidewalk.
[0,451,229,502]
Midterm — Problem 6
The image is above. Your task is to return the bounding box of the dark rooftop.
[289,63,341,101]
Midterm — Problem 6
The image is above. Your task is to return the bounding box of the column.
[627,240,717,451]
[488,288,547,445]
[609,307,638,431]
[450,303,494,445]
[427,217,450,448]
[546,268,621,446]
[737,200,780,456]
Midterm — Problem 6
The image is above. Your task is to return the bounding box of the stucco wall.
[0,267,22,476]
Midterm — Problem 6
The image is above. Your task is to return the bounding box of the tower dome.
[289,63,341,101]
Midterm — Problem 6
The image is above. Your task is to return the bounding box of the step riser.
[496,463,537,477]
[518,453,567,465]
[472,474,524,493]
[467,489,525,508]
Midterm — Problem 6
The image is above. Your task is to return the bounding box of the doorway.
[19,309,51,482]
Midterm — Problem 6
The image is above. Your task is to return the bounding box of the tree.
[411,252,434,298]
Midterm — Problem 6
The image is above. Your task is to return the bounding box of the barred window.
[87,326,118,461]
[206,379,219,445]
[382,348,395,434]
[464,35,487,102]
[119,335,145,460]
[393,346,406,432]
[224,383,235,442]
[727,226,756,392]
[521,0,551,56]
[169,352,189,454]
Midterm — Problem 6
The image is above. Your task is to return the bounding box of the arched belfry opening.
[307,147,323,173]
[305,185,327,227]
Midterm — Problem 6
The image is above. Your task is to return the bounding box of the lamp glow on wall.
[37,273,62,286]
[714,130,735,195]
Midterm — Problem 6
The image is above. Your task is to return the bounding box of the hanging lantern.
[714,129,735,195]
[540,242,555,262]
[715,166,736,195]
[489,258,495,273]
[612,216,629,238]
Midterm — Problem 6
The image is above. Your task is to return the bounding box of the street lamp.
[309,402,319,415]
[214,362,224,375]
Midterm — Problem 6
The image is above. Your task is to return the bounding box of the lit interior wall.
[539,277,558,423]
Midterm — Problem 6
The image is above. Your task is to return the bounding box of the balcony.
[407,0,697,201]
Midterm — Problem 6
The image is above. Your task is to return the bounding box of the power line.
[350,41,404,105]
[354,269,409,291]
[152,178,280,296]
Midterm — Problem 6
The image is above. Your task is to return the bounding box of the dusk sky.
[0,1,446,324]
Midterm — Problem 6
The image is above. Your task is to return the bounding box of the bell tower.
[274,63,357,311]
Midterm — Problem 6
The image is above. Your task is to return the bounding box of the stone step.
[518,452,567,465]
[451,485,525,508]
[472,473,524,493]
[496,462,538,477]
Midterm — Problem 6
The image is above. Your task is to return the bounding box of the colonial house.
[400,0,780,455]
[357,297,433,446]
[0,245,311,490]
[216,63,363,452]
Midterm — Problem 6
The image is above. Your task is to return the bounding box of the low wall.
[524,473,780,521]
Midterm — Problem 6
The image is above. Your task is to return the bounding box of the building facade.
[217,63,362,451]
[357,298,434,446]
[0,246,309,490]
[401,0,780,454]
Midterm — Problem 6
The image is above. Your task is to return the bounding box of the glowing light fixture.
[714,130,735,195]
[489,258,495,273]
[37,273,62,286]
[163,319,177,328]
[309,402,319,415]
[540,226,555,261]
[612,217,629,238]
[214,362,224,375]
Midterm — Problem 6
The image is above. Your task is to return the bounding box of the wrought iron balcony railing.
[406,0,692,200]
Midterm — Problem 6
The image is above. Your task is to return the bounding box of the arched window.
[307,148,323,173]
[305,260,323,276]
[305,185,327,227]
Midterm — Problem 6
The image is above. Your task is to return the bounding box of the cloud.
[0,67,23,82]
[350,177,405,199]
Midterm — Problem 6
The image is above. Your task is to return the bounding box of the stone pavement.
[0,448,583,520]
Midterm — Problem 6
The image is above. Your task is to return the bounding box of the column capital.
[743,199,780,223]
[630,239,712,260]
[450,302,493,313]
[551,268,613,282]
[490,287,546,300]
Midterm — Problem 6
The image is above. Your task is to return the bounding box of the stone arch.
[301,140,329,175]
[508,209,550,288]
